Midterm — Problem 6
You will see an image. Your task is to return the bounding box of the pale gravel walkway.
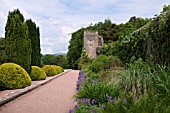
[0,70,79,113]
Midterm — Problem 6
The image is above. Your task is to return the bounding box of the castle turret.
[84,30,103,59]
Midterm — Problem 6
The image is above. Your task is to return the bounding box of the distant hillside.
[42,53,67,56]
[53,53,67,56]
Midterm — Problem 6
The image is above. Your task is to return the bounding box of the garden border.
[0,69,72,106]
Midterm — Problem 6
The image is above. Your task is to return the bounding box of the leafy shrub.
[78,49,91,69]
[0,63,31,90]
[42,65,58,76]
[57,66,64,72]
[61,67,64,72]
[90,55,109,73]
[118,8,170,64]
[30,66,46,80]
[90,55,122,73]
[51,65,64,74]
[99,42,119,56]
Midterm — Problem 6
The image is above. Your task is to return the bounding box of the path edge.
[0,69,72,106]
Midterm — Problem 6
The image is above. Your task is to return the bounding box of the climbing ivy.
[118,5,170,65]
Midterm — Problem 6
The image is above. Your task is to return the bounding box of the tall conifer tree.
[26,19,41,66]
[5,9,32,73]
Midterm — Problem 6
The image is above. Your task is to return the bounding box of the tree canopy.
[42,54,67,69]
[67,17,150,69]
[5,9,32,73]
[26,19,41,67]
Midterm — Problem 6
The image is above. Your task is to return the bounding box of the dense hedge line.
[42,65,64,76]
[118,9,170,65]
[0,63,64,90]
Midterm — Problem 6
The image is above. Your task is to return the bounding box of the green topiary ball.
[0,63,32,90]
[42,65,58,76]
[58,66,64,72]
[51,65,63,74]
[30,66,46,81]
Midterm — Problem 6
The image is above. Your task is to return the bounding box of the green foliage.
[87,19,122,43]
[42,54,67,69]
[42,65,58,76]
[90,55,109,73]
[67,28,85,69]
[104,94,170,113]
[51,65,63,74]
[26,19,41,67]
[111,58,170,97]
[162,4,170,12]
[78,49,91,69]
[152,65,170,98]
[7,9,24,22]
[0,63,31,90]
[67,17,149,69]
[99,42,119,56]
[118,9,170,64]
[30,66,46,80]
[73,103,102,113]
[0,38,5,50]
[75,58,170,112]
[113,59,153,97]
[73,7,170,112]
[58,66,64,72]
[76,83,121,104]
[52,55,67,69]
[0,38,8,64]
[5,9,32,73]
[42,54,55,65]
[90,55,122,73]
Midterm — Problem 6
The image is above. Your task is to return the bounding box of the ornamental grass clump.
[42,65,58,76]
[30,66,46,80]
[152,65,170,98]
[0,63,31,90]
[76,83,121,105]
[113,58,153,97]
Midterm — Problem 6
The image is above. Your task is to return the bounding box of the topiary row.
[41,65,64,76]
[0,63,64,90]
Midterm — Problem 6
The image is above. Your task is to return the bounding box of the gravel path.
[0,70,79,113]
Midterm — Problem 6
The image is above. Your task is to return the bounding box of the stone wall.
[84,30,103,59]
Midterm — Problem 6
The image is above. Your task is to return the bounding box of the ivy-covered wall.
[120,9,170,65]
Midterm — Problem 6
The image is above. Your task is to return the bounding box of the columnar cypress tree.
[26,19,41,66]
[0,38,8,64]
[5,10,32,73]
[9,9,24,22]
[36,27,41,65]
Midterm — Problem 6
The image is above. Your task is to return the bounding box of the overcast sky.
[0,0,169,54]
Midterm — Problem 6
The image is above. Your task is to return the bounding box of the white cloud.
[0,0,169,54]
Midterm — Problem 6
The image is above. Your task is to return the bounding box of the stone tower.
[84,30,103,59]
